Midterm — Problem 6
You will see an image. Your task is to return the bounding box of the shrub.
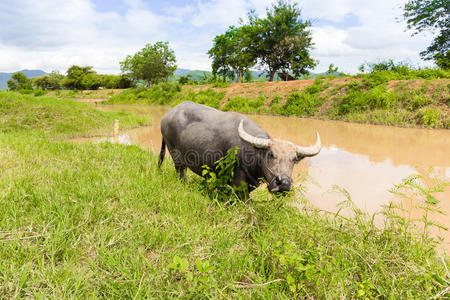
[223,95,265,113]
[174,88,224,109]
[201,147,247,201]
[304,78,330,94]
[408,94,432,110]
[418,107,443,128]
[33,89,46,97]
[282,92,323,116]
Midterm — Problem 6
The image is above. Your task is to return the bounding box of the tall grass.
[0,90,448,298]
[1,132,448,298]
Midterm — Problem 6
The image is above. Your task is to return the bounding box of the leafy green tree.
[63,65,96,90]
[32,76,52,90]
[81,73,102,90]
[402,0,449,68]
[208,34,234,82]
[208,26,256,83]
[7,72,32,91]
[33,71,63,90]
[250,0,317,81]
[120,42,177,87]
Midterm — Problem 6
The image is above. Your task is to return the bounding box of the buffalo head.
[238,120,321,193]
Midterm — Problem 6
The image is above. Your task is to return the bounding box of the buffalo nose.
[275,176,292,191]
[275,176,282,185]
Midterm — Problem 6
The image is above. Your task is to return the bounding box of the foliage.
[434,51,450,69]
[282,92,323,116]
[402,0,449,67]
[418,107,443,127]
[102,74,133,89]
[327,64,338,74]
[107,68,449,129]
[208,26,256,83]
[107,84,224,109]
[7,72,32,91]
[178,75,195,85]
[223,94,267,113]
[32,72,62,90]
[62,66,96,90]
[248,0,317,81]
[201,147,248,201]
[120,41,177,87]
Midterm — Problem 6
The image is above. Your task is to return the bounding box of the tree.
[327,64,338,74]
[7,72,32,91]
[33,71,63,90]
[250,0,317,81]
[208,26,256,83]
[402,0,449,68]
[63,65,96,90]
[120,41,177,87]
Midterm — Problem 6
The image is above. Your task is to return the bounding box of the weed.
[201,147,248,201]
[418,107,443,128]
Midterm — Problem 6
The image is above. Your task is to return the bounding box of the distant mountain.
[173,68,211,80]
[0,69,47,89]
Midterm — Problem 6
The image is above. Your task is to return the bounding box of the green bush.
[304,78,330,94]
[418,107,443,128]
[33,89,46,97]
[408,94,432,110]
[181,88,224,109]
[201,147,247,201]
[338,86,398,115]
[282,92,323,116]
[223,95,265,112]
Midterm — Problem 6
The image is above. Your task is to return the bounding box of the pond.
[73,104,450,252]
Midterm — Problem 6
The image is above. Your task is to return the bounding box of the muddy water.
[77,104,450,252]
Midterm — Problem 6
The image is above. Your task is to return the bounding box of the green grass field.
[0,91,448,298]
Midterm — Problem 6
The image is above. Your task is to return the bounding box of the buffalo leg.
[176,165,186,180]
[232,169,250,200]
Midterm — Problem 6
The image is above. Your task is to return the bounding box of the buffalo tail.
[158,138,166,168]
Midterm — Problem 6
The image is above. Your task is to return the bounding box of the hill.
[0,69,47,89]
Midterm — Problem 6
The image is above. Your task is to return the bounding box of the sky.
[0,0,436,75]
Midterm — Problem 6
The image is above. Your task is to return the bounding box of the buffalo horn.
[238,120,270,149]
[296,132,321,157]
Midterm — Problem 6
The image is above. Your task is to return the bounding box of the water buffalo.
[158,101,321,195]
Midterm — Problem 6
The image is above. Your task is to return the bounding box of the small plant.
[201,146,248,201]
[387,174,449,245]
[33,89,45,97]
[282,92,323,116]
[418,107,442,127]
[408,94,431,110]
[167,256,216,294]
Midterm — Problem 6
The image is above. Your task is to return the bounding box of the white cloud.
[0,0,437,74]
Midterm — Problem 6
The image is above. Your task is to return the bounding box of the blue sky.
[0,0,434,74]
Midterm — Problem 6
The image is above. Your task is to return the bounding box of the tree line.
[7,66,133,92]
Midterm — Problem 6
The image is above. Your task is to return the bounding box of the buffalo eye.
[267,150,274,159]
[293,154,303,163]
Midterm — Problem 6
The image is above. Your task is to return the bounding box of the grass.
[104,70,450,129]
[0,91,150,137]
[0,91,449,297]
